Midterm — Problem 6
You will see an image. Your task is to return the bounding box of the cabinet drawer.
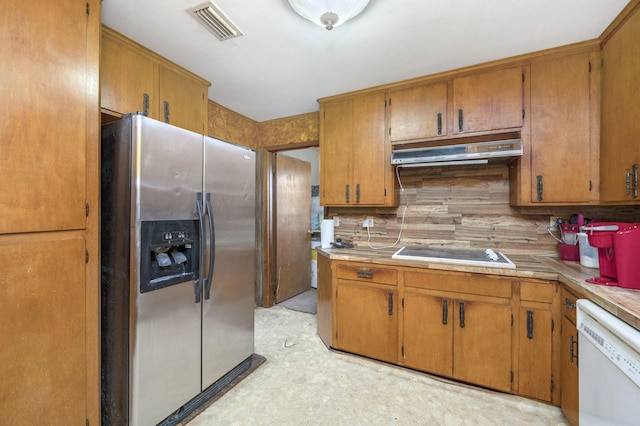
[561,287,580,323]
[404,270,512,299]
[336,264,397,285]
[520,280,555,303]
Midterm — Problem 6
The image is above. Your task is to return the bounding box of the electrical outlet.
[333,216,339,227]
[367,216,374,228]
[549,216,562,229]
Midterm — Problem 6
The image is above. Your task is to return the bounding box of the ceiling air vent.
[187,1,243,41]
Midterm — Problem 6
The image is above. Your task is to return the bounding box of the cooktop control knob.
[485,249,499,261]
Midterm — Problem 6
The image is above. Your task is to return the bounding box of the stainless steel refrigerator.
[101,114,256,426]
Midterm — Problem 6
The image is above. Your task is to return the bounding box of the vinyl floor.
[187,306,568,425]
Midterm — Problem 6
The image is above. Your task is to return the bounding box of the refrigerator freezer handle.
[195,192,205,303]
[204,193,215,300]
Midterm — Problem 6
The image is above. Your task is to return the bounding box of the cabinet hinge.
[550,377,555,394]
[384,188,387,197]
[551,319,555,332]
[510,371,514,383]
[85,202,90,217]
[86,2,90,16]
[401,345,405,358]
[588,62,592,73]
[85,250,89,264]
[522,109,525,120]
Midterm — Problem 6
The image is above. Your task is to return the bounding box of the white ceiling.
[102,0,629,122]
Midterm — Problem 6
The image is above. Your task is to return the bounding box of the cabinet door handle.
[437,112,442,135]
[163,100,170,123]
[388,292,393,316]
[570,335,579,365]
[536,175,543,201]
[345,184,350,204]
[142,93,150,117]
[459,301,465,328]
[633,164,638,199]
[563,298,576,311]
[626,168,632,195]
[356,183,360,204]
[458,109,464,132]
[356,270,373,279]
[442,299,448,325]
[526,310,534,339]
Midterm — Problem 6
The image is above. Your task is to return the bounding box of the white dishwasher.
[577,299,640,425]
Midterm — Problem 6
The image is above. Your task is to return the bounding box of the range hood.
[391,139,522,167]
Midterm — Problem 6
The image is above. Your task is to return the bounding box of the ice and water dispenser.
[140,220,199,293]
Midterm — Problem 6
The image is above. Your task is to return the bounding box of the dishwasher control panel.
[578,301,640,388]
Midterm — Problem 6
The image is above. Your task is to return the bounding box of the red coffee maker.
[585,222,640,289]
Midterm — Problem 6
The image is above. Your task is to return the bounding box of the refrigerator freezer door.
[130,115,204,424]
[201,137,256,389]
[134,114,204,221]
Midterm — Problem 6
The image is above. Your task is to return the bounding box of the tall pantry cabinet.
[0,1,100,424]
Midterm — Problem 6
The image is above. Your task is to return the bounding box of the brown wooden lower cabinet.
[335,280,398,364]
[318,257,563,407]
[403,290,512,392]
[560,287,581,426]
[403,292,453,377]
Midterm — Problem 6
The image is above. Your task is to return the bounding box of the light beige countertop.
[317,247,640,330]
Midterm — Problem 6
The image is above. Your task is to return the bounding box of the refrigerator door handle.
[204,193,216,300]
[195,192,205,303]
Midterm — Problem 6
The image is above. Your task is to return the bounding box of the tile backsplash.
[326,163,640,257]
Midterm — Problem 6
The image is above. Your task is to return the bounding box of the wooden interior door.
[275,154,311,303]
[0,236,87,423]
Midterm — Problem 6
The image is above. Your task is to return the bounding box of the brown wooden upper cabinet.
[320,92,396,207]
[601,6,640,203]
[452,66,524,135]
[101,26,210,134]
[389,82,448,143]
[528,51,597,204]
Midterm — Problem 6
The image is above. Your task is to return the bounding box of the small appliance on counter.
[584,222,640,289]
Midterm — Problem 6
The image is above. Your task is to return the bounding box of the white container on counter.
[577,232,599,268]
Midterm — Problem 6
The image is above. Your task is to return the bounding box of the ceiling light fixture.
[287,0,371,30]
